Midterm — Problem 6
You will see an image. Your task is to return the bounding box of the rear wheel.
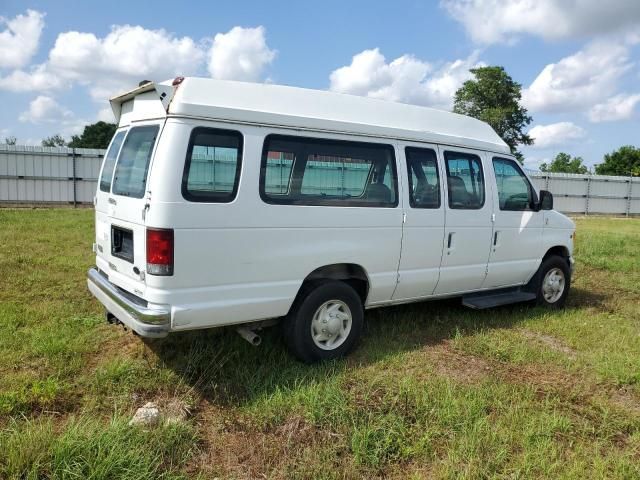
[535,255,571,308]
[284,281,364,363]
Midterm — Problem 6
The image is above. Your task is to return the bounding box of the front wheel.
[283,281,364,363]
[535,255,571,308]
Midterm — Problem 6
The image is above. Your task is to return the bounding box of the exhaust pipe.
[237,326,261,346]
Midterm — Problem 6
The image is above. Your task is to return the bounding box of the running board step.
[462,291,536,310]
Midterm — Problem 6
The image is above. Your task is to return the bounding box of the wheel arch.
[525,245,572,292]
[289,263,370,314]
[542,245,570,263]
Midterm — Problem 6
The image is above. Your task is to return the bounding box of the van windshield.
[112,125,159,198]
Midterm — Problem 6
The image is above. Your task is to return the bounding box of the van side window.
[113,125,160,199]
[444,151,485,209]
[492,157,533,211]
[405,147,440,208]
[99,131,126,192]
[260,135,398,207]
[182,127,243,203]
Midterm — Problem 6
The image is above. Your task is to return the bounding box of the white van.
[87,77,575,362]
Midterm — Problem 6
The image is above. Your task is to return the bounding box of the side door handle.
[108,197,117,205]
[493,231,499,246]
[447,232,455,251]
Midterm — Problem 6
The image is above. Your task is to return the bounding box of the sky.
[1,0,639,170]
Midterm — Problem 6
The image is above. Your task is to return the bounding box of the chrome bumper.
[87,267,170,338]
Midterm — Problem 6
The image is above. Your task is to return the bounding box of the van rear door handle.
[447,232,454,249]
[493,231,499,246]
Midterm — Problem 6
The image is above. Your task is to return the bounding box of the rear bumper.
[87,267,170,338]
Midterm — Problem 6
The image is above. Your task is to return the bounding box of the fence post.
[626,177,633,217]
[585,176,591,216]
[72,148,77,208]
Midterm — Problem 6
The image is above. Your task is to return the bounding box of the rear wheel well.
[291,264,369,312]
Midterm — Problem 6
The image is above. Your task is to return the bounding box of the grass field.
[0,209,639,479]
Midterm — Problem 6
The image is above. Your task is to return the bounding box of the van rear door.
[94,81,175,296]
[95,123,162,297]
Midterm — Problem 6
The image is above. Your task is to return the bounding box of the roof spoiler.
[109,80,175,123]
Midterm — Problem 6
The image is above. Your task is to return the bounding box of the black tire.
[283,281,364,363]
[534,255,571,309]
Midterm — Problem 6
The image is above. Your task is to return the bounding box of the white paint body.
[92,78,575,335]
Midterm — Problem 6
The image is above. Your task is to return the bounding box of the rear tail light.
[146,228,173,276]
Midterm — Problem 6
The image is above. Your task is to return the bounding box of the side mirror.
[539,190,553,211]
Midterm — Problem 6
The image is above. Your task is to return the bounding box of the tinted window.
[112,126,159,198]
[444,151,485,209]
[493,157,533,211]
[99,131,126,192]
[182,127,243,202]
[406,147,440,208]
[260,135,398,207]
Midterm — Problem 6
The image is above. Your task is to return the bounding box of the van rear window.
[99,131,126,192]
[112,125,159,198]
[182,127,243,203]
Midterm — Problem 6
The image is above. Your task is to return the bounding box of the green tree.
[540,152,589,174]
[595,145,640,177]
[453,66,533,160]
[3,136,17,145]
[68,121,116,149]
[41,134,67,147]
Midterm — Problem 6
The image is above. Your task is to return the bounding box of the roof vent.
[139,80,152,87]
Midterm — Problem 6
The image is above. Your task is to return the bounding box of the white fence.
[0,144,105,206]
[529,172,640,216]
[0,144,639,215]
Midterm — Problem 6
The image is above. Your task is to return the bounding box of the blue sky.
[1,0,639,170]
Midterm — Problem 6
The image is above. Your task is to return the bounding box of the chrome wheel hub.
[311,300,352,350]
[542,267,565,303]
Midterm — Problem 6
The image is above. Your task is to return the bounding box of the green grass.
[1,209,639,479]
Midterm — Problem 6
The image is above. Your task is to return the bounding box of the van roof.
[111,77,510,154]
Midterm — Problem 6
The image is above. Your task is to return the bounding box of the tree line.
[538,148,640,176]
[3,67,639,177]
[2,121,116,149]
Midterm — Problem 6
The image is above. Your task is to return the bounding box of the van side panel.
[144,119,403,330]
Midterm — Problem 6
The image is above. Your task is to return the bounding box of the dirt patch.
[421,342,494,384]
[607,387,640,416]
[187,409,349,479]
[518,329,578,360]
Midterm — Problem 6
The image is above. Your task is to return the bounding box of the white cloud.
[0,64,65,91]
[528,122,586,149]
[522,39,633,114]
[18,95,89,139]
[0,24,204,98]
[0,23,276,100]
[0,10,45,69]
[208,26,276,81]
[96,106,115,123]
[588,93,640,122]
[19,95,72,123]
[329,48,482,110]
[49,25,204,99]
[441,0,640,44]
